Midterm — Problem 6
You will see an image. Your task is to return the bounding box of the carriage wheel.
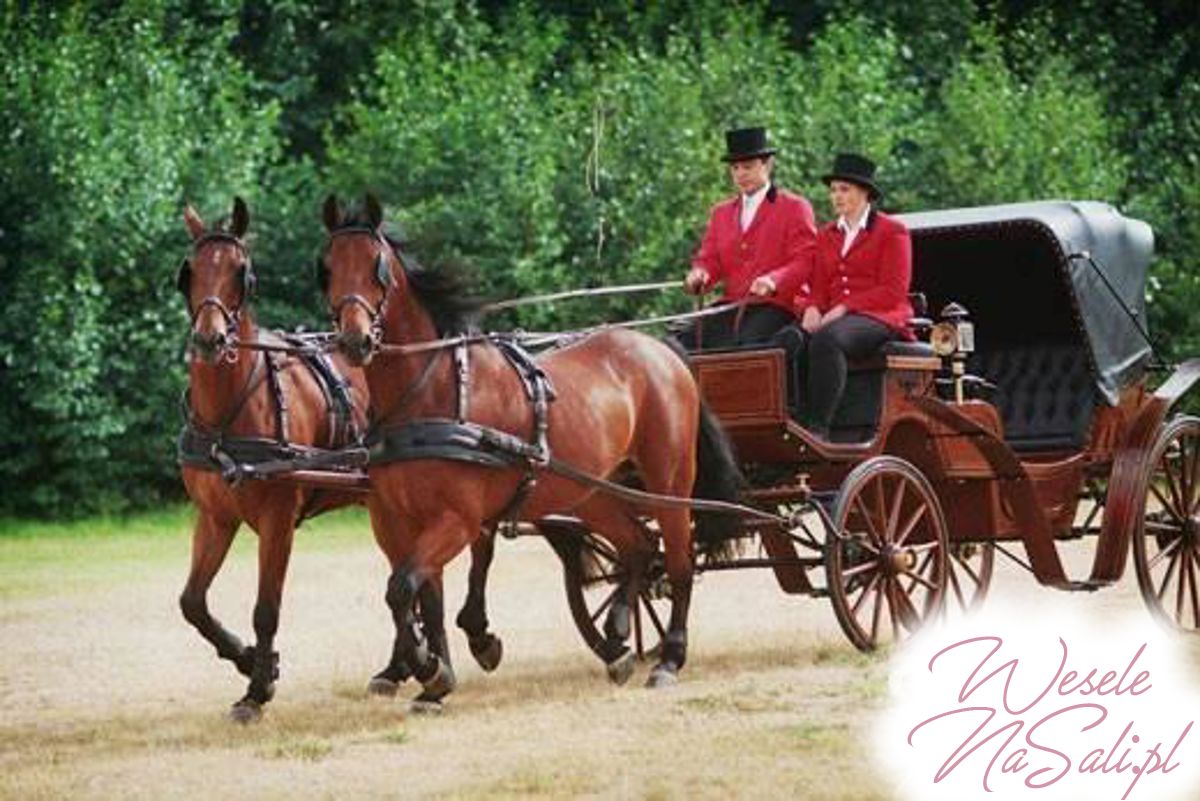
[946,541,995,614]
[1133,416,1200,632]
[825,456,950,652]
[544,525,670,660]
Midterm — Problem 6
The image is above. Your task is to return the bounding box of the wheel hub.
[883,544,916,575]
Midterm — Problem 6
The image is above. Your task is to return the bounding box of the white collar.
[742,183,770,207]
[837,204,872,233]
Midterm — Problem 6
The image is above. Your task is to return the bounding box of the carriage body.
[684,201,1200,646]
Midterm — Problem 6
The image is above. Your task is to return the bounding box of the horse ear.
[365,193,383,230]
[183,204,205,241]
[231,197,250,239]
[322,194,341,232]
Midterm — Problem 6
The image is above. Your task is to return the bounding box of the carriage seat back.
[970,344,1098,453]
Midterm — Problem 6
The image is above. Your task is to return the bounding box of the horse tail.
[692,397,745,559]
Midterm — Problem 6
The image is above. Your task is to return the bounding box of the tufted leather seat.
[970,344,1097,453]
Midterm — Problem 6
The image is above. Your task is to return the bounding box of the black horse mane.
[332,208,486,336]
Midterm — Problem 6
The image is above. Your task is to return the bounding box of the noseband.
[179,232,255,363]
[321,227,395,354]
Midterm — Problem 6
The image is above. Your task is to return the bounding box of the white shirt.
[740,183,770,231]
[837,204,872,256]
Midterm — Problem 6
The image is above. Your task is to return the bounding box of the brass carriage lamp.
[931,302,974,403]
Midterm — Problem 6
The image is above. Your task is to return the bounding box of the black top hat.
[822,153,883,200]
[723,127,776,162]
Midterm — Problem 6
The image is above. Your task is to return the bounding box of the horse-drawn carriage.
[178,197,1198,718]
[544,200,1200,655]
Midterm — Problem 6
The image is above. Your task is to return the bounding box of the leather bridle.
[178,232,256,363]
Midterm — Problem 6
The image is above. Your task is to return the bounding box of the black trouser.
[675,303,794,351]
[771,314,895,436]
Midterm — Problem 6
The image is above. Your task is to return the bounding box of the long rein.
[220,284,800,527]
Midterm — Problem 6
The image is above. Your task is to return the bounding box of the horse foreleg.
[230,515,295,723]
[647,507,695,689]
[178,513,253,675]
[455,526,503,672]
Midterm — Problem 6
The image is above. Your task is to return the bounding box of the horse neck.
[187,314,263,431]
[371,287,459,418]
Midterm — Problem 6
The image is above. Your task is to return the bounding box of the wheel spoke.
[870,579,885,644]
[952,551,983,587]
[886,479,908,542]
[843,559,880,580]
[640,592,667,639]
[895,503,929,547]
[948,558,967,609]
[589,585,620,624]
[1146,535,1184,571]
[852,494,885,546]
[1187,547,1200,630]
[902,568,939,593]
[905,550,934,594]
[892,580,923,631]
[907,540,942,555]
[1189,437,1200,516]
[1158,547,1183,601]
[852,573,881,616]
[1175,548,1190,624]
[1149,483,1187,525]
[1160,455,1187,518]
[887,581,902,639]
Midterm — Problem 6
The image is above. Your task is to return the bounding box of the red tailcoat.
[691,186,817,314]
[802,209,914,338]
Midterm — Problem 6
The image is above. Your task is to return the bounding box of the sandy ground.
[0,521,1194,800]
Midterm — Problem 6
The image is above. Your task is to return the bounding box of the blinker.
[375,252,392,288]
[176,258,192,296]
[315,256,329,292]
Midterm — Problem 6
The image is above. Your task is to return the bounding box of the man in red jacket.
[677,126,817,349]
[775,153,913,438]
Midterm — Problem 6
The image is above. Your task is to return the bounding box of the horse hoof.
[408,696,444,716]
[605,650,636,686]
[470,635,503,673]
[645,665,679,689]
[229,699,263,724]
[419,659,457,702]
[367,676,400,697]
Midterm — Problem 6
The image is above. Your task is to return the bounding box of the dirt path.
[0,524,1187,800]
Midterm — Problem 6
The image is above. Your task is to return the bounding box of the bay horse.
[317,194,741,699]
[176,198,503,721]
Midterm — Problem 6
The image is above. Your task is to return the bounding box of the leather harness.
[177,334,363,487]
[364,333,556,527]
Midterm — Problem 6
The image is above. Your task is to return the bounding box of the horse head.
[178,197,256,363]
[318,193,402,367]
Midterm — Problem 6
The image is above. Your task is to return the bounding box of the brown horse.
[317,194,741,700]
[176,198,503,721]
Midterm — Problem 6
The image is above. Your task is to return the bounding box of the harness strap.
[266,351,290,444]
[455,339,471,422]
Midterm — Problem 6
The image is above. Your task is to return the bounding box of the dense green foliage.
[1,0,1197,517]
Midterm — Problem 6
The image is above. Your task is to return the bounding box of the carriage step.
[1055,579,1111,593]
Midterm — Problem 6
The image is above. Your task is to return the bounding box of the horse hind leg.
[645,506,694,689]
[576,496,655,686]
[455,527,503,672]
[178,513,257,680]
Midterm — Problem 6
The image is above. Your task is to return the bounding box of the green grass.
[0,504,373,600]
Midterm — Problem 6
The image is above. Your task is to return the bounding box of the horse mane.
[333,207,485,336]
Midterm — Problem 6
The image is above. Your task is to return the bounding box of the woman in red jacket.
[677,126,817,349]
[777,153,913,438]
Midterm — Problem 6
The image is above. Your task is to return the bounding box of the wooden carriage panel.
[928,401,1005,479]
[938,479,1017,541]
[691,349,787,425]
